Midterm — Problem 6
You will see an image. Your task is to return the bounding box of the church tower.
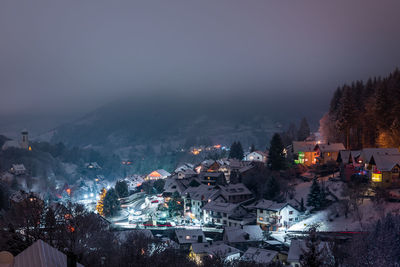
[20,129,29,149]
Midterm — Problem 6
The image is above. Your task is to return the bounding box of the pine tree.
[297,117,311,141]
[300,227,327,267]
[263,176,280,200]
[103,188,120,217]
[229,141,244,160]
[236,141,244,160]
[319,183,328,208]
[300,197,306,212]
[115,180,129,198]
[250,144,256,152]
[307,178,321,209]
[229,142,237,159]
[268,133,286,170]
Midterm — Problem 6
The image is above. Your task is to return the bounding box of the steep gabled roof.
[241,247,278,264]
[359,148,400,164]
[292,141,317,153]
[371,154,400,171]
[315,143,345,153]
[14,240,84,267]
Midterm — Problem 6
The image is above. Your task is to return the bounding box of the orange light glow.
[66,188,71,195]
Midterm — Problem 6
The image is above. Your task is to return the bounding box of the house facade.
[243,151,268,163]
[255,200,300,231]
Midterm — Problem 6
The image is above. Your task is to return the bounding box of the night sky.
[1,0,400,121]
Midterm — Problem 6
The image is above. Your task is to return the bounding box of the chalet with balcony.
[255,199,300,231]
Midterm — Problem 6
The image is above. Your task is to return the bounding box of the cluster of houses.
[174,226,326,266]
[291,141,345,166]
[163,159,302,231]
[291,140,400,189]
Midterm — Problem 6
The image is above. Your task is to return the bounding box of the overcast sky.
[1,0,400,117]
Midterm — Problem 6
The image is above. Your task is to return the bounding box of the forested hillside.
[320,68,400,149]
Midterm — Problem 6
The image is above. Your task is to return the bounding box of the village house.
[337,150,362,182]
[240,247,279,265]
[189,242,241,264]
[10,163,26,175]
[174,229,206,251]
[338,148,400,185]
[367,153,400,188]
[218,183,253,203]
[222,225,264,250]
[217,159,247,183]
[202,201,249,226]
[243,151,268,163]
[145,169,171,180]
[182,184,220,221]
[255,199,301,231]
[198,171,226,186]
[314,143,345,165]
[292,141,317,166]
[174,163,197,179]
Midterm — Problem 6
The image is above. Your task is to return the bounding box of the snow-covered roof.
[148,169,171,178]
[163,177,188,194]
[371,154,400,171]
[14,239,84,267]
[174,163,194,173]
[241,247,278,264]
[316,143,345,153]
[218,183,252,198]
[175,229,206,244]
[183,184,220,201]
[292,141,317,153]
[192,242,240,258]
[359,148,400,164]
[254,199,297,212]
[203,201,239,214]
[224,225,263,243]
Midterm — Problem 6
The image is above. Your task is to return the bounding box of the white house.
[243,151,268,163]
[10,164,26,175]
[255,199,301,231]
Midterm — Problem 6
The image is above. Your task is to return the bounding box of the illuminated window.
[259,217,263,221]
[185,235,190,240]
[372,173,382,182]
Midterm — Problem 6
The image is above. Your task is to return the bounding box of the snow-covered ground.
[289,199,400,232]
[286,172,400,232]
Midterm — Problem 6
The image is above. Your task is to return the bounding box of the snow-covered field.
[287,173,400,232]
[289,198,400,232]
